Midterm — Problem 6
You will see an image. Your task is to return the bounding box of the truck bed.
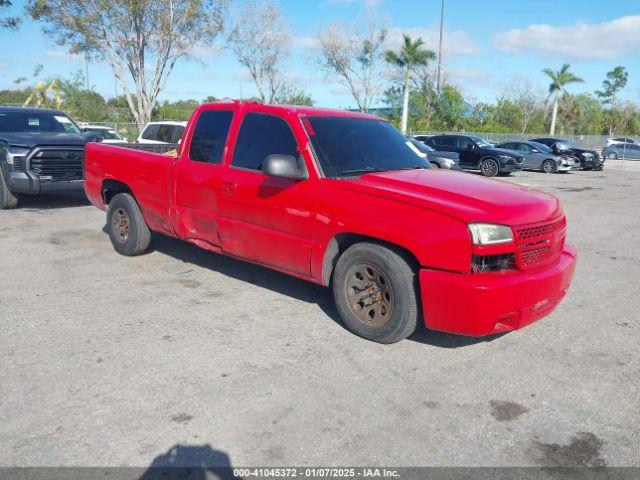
[84,142,176,235]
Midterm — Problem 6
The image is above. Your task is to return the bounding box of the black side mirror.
[467,144,475,150]
[262,154,308,180]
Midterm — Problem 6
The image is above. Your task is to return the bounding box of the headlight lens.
[468,223,514,245]
[3,146,30,165]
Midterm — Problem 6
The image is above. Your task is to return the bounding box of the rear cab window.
[188,110,234,164]
[141,124,160,140]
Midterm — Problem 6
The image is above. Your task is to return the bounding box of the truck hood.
[0,132,89,148]
[481,147,521,157]
[342,169,561,225]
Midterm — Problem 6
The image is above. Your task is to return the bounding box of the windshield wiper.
[340,166,389,175]
[397,165,430,170]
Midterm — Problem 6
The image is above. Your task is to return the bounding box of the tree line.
[1,0,638,136]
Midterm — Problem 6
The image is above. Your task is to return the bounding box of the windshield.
[408,137,434,153]
[469,136,494,148]
[304,116,431,177]
[0,111,81,134]
[529,141,552,154]
[84,128,122,140]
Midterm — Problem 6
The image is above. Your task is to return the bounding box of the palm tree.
[385,35,436,134]
[542,64,584,135]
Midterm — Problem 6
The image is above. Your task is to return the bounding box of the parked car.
[413,134,433,144]
[81,125,128,144]
[495,141,579,173]
[605,137,640,147]
[530,137,604,171]
[424,134,524,176]
[602,143,640,160]
[84,101,576,344]
[136,121,187,144]
[407,136,461,170]
[0,107,95,209]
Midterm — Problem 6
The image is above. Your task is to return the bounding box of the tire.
[607,152,618,160]
[332,242,419,344]
[480,158,500,177]
[0,170,19,209]
[542,159,558,174]
[106,193,151,256]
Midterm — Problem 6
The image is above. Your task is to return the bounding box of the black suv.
[425,134,524,176]
[0,107,94,209]
[530,137,603,171]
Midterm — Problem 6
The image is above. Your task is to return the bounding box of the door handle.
[222,181,237,194]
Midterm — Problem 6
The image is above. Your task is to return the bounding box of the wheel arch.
[321,232,420,286]
[479,155,499,163]
[101,179,134,205]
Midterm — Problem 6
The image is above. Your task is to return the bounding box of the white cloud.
[45,50,83,62]
[291,36,319,50]
[446,67,490,86]
[492,15,640,60]
[386,26,480,57]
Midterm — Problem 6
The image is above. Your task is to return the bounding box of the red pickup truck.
[84,101,577,344]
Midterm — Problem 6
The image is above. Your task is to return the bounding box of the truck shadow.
[151,234,500,349]
[138,443,240,480]
[17,192,90,210]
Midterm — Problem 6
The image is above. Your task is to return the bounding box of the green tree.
[28,0,228,128]
[154,99,200,121]
[0,0,19,29]
[385,35,435,133]
[273,85,314,106]
[542,64,584,135]
[432,85,467,131]
[596,66,629,135]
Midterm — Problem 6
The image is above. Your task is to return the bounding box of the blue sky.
[1,0,639,109]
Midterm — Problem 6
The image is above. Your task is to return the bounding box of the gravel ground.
[0,165,638,469]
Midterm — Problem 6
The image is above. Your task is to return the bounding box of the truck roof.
[205,100,382,120]
[0,106,66,115]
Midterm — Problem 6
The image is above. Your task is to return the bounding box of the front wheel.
[542,159,558,174]
[107,193,151,256]
[480,158,500,177]
[0,171,19,209]
[607,152,618,160]
[332,242,418,344]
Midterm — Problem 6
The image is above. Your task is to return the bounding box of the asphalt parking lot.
[1,162,639,469]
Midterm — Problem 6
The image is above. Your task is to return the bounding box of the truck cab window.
[141,125,160,140]
[189,111,233,164]
[232,113,297,171]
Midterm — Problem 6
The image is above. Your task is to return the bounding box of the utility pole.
[436,0,445,95]
[85,54,90,90]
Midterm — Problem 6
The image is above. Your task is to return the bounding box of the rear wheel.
[480,158,500,177]
[542,159,558,174]
[107,193,151,256]
[607,152,618,160]
[332,242,418,344]
[0,171,19,209]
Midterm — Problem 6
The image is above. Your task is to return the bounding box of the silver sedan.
[495,141,579,173]
[603,144,640,160]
